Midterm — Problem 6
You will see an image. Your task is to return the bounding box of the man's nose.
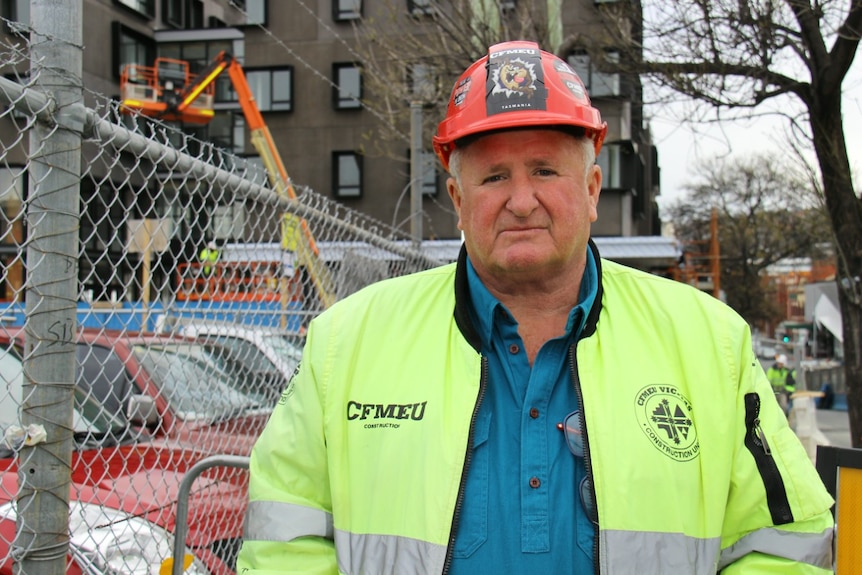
[505,174,540,216]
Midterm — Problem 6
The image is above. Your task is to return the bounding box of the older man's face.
[447,129,601,283]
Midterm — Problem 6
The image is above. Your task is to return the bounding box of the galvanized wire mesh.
[0,27,445,575]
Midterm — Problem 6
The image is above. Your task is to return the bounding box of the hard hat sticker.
[554,60,589,102]
[453,76,472,107]
[553,60,577,76]
[564,80,587,101]
[486,47,547,115]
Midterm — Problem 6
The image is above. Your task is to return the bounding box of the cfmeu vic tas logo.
[635,385,699,461]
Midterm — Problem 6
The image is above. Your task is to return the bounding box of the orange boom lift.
[120,52,336,309]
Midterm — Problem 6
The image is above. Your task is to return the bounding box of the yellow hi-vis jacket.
[238,242,834,575]
[199,246,219,276]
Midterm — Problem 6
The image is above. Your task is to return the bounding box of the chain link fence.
[0,11,444,574]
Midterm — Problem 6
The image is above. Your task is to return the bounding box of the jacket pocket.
[453,409,492,558]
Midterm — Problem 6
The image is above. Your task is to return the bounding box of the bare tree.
[667,154,833,327]
[592,0,862,447]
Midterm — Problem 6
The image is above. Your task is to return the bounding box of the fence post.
[16,1,83,574]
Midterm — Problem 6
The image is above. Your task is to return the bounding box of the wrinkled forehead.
[454,125,587,152]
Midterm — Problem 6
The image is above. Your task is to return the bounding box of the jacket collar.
[453,239,604,353]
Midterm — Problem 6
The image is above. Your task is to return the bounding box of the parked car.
[0,328,272,456]
[0,339,248,574]
[178,323,303,405]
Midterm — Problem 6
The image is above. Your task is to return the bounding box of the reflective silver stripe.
[335,529,446,575]
[243,500,334,543]
[601,530,721,573]
[718,526,833,570]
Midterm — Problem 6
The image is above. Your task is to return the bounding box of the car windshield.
[202,338,286,404]
[268,335,304,367]
[212,337,276,372]
[181,328,305,402]
[72,387,135,447]
[133,343,261,421]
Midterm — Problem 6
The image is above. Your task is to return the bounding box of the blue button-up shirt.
[448,248,598,574]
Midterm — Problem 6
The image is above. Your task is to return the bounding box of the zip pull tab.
[753,419,771,454]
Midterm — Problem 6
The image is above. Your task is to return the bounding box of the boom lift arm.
[120,52,337,309]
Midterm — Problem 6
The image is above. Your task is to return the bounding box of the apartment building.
[0,0,661,299]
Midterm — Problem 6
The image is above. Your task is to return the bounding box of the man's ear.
[447,176,462,210]
[446,177,464,231]
[587,164,602,223]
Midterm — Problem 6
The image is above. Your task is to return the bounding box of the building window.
[163,0,205,29]
[113,0,155,18]
[113,22,155,79]
[246,68,293,112]
[567,50,621,98]
[333,63,362,110]
[407,0,435,17]
[228,0,266,24]
[333,0,361,21]
[210,66,292,113]
[244,0,266,25]
[407,149,438,196]
[189,0,203,27]
[1,0,29,32]
[333,152,362,198]
[591,51,620,97]
[163,0,183,27]
[596,143,621,189]
[158,39,235,83]
[178,111,243,155]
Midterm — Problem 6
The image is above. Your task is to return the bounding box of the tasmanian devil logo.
[492,58,537,98]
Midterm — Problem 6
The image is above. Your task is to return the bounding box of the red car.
[3,328,272,456]
[0,339,249,574]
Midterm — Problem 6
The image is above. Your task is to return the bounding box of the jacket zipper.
[442,357,488,575]
[743,392,794,525]
[570,344,600,575]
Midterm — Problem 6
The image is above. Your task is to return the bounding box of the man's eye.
[535,168,556,177]
[482,174,505,184]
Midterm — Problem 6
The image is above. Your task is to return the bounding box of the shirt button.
[529,407,539,418]
[508,343,520,354]
[529,477,541,488]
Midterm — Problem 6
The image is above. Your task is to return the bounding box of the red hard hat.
[433,41,608,172]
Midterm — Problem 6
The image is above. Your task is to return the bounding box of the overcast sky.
[648,62,862,218]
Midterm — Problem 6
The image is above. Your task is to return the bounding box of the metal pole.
[409,101,423,248]
[17,1,82,574]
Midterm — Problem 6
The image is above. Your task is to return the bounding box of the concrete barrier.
[791,392,830,464]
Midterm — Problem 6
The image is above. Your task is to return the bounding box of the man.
[199,240,220,277]
[237,41,834,574]
[198,240,220,295]
[767,353,797,415]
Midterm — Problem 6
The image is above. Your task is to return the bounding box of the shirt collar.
[466,247,599,348]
